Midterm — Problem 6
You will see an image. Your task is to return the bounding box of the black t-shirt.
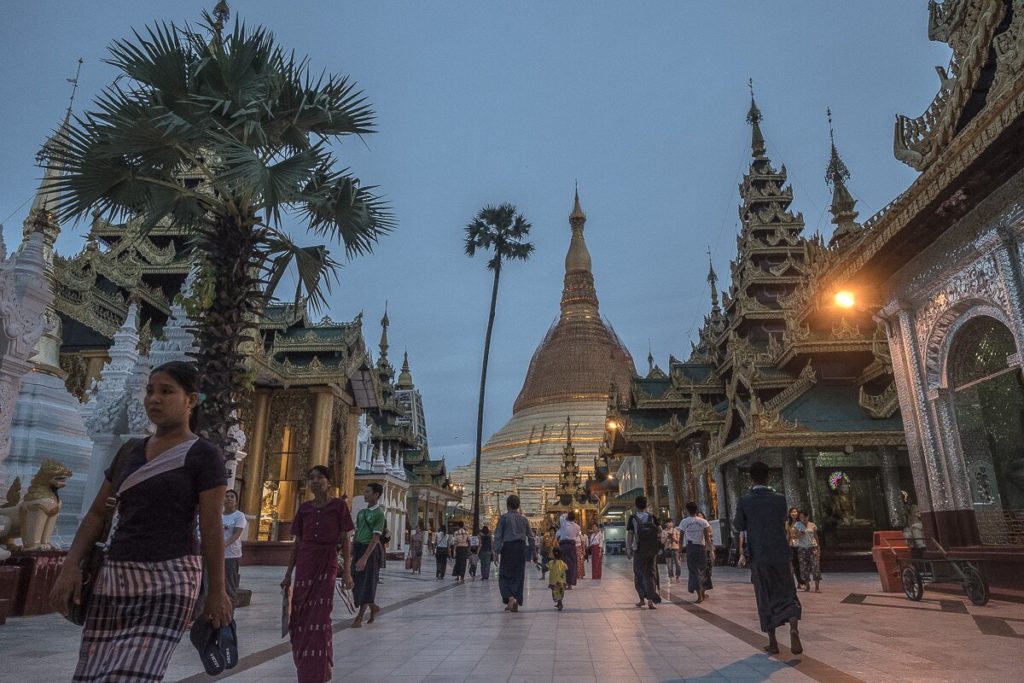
[105,437,227,562]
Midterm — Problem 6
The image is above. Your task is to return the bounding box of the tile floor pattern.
[0,557,1021,682]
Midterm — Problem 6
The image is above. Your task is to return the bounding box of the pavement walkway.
[0,557,1020,682]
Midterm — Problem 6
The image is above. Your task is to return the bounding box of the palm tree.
[464,204,533,533]
[51,5,393,451]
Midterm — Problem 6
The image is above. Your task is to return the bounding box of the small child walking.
[548,546,569,611]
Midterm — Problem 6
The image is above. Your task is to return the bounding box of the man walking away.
[493,494,537,612]
[222,490,247,603]
[468,528,481,579]
[452,521,470,582]
[734,461,803,655]
[679,502,711,603]
[556,511,582,588]
[434,526,450,580]
[478,526,493,580]
[626,495,662,609]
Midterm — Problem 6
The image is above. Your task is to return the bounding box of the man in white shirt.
[678,502,711,603]
[222,489,247,601]
[556,511,582,588]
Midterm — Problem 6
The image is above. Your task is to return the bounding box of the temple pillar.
[641,445,656,502]
[666,457,682,523]
[650,450,663,514]
[308,390,334,475]
[803,450,822,523]
[696,466,711,517]
[241,391,271,517]
[409,492,420,529]
[879,445,905,528]
[724,462,740,526]
[713,465,727,521]
[781,447,804,510]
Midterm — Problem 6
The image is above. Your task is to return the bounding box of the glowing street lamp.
[834,290,856,310]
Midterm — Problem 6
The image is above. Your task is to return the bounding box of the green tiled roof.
[782,384,903,432]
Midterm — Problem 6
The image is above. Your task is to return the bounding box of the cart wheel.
[902,566,923,601]
[963,566,989,606]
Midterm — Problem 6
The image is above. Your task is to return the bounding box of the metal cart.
[896,538,989,606]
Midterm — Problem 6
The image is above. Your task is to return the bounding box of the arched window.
[949,316,1024,545]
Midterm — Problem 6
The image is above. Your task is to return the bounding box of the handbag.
[65,440,140,626]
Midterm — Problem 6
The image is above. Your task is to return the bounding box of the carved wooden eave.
[774,338,874,369]
[859,382,901,419]
[706,428,908,467]
[895,0,1008,171]
[763,361,818,413]
[823,38,1024,294]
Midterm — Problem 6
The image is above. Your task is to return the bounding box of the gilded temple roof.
[512,192,636,413]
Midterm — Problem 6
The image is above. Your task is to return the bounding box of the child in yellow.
[548,546,569,610]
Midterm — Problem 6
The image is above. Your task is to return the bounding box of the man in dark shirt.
[626,495,661,609]
[734,461,803,655]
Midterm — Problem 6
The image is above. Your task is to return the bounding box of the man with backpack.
[626,495,662,609]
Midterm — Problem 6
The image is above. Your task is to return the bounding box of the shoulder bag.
[65,439,140,626]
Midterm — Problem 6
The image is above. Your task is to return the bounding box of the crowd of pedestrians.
[48,364,820,683]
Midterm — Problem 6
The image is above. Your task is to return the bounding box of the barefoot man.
[733,461,803,655]
[352,483,385,627]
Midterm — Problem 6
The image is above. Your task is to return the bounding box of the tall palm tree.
[51,6,393,451]
[464,204,533,533]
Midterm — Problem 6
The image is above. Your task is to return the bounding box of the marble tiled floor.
[0,557,1021,682]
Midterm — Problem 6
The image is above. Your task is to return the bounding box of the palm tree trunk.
[474,260,501,534]
[192,215,263,453]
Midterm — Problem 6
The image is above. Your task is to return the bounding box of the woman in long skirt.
[588,524,604,579]
[576,534,587,580]
[698,512,714,592]
[282,466,354,682]
[410,523,425,574]
[51,362,232,682]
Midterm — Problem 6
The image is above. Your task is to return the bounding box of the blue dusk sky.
[0,2,950,467]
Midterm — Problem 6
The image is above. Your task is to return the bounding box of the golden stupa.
[471,191,636,524]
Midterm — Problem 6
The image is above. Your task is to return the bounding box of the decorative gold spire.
[561,186,598,317]
[707,248,720,312]
[747,79,766,159]
[825,108,860,247]
[647,340,654,375]
[397,350,414,389]
[24,58,83,259]
[378,303,390,364]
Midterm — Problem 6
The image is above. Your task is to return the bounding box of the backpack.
[633,512,662,554]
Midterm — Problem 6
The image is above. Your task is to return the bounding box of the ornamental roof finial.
[647,339,654,374]
[379,302,390,362]
[746,79,766,158]
[570,180,586,223]
[398,350,413,388]
[707,247,720,311]
[824,108,859,246]
[564,183,592,274]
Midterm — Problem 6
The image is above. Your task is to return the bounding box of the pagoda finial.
[647,339,654,374]
[398,350,414,388]
[564,184,593,274]
[706,247,720,311]
[824,108,859,245]
[746,79,766,158]
[379,302,390,362]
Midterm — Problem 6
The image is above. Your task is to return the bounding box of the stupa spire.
[747,79,766,159]
[707,248,720,312]
[560,186,599,318]
[825,108,860,247]
[379,303,390,362]
[397,350,414,389]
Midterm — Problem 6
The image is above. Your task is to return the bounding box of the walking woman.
[51,361,231,682]
[410,522,426,574]
[281,465,354,682]
[577,528,587,580]
[588,523,604,579]
[786,507,804,588]
[796,511,822,592]
[678,502,712,603]
[478,525,494,580]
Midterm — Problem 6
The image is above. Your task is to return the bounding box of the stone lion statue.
[0,459,73,552]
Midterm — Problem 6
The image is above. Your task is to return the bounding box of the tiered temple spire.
[397,351,414,389]
[560,187,599,318]
[825,108,861,248]
[555,416,585,505]
[747,79,766,159]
